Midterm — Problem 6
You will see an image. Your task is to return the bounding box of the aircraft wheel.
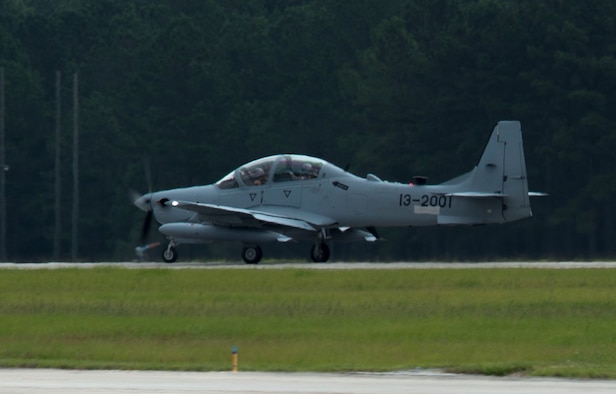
[242,246,262,264]
[162,246,178,263]
[310,243,330,263]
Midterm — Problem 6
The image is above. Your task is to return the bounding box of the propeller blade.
[143,157,152,193]
[129,189,142,205]
[133,159,155,247]
[140,210,153,245]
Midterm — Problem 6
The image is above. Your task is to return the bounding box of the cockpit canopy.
[216,154,345,189]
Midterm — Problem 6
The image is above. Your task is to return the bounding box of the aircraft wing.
[171,200,318,231]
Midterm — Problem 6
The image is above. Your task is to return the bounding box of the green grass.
[1,267,616,377]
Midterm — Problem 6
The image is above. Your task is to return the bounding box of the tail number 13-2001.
[399,194,452,208]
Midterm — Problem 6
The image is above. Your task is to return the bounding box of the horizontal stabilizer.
[447,192,507,198]
[449,192,546,198]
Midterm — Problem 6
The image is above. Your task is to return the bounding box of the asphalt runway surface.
[2,260,616,393]
[2,261,616,270]
[2,369,616,394]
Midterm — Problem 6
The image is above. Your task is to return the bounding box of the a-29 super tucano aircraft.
[134,121,544,264]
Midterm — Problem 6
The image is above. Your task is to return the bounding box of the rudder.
[498,121,531,221]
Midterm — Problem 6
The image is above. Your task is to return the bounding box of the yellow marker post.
[231,346,238,373]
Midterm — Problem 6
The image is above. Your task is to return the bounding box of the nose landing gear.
[162,241,178,263]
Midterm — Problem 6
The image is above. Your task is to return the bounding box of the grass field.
[1,266,616,378]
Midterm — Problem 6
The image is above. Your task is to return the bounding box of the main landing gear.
[242,245,262,264]
[309,228,331,263]
[240,243,330,264]
[310,242,330,263]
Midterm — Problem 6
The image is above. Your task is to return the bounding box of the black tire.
[310,243,330,263]
[242,245,262,264]
[162,246,178,263]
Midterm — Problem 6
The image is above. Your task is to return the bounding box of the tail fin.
[446,121,532,222]
[500,121,532,221]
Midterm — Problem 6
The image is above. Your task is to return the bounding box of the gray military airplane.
[134,120,544,263]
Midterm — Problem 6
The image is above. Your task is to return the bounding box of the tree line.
[0,0,614,261]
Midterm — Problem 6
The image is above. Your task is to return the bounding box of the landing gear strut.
[162,241,177,263]
[242,245,262,264]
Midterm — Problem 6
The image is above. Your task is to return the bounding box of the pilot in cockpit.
[300,162,318,179]
[250,167,267,185]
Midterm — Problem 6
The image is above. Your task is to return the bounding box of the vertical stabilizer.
[447,121,532,222]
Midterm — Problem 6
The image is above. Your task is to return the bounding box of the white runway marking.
[1,369,615,394]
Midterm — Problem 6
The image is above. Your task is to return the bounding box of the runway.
[2,369,616,394]
[2,261,616,270]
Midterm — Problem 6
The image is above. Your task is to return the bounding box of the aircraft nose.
[134,193,153,212]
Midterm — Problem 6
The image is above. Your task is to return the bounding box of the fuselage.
[146,159,508,232]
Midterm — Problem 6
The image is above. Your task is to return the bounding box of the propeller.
[132,157,155,246]
[131,191,154,244]
[140,209,153,245]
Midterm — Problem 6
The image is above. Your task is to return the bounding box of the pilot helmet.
[250,167,265,177]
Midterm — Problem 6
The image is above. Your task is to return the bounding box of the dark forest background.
[1,0,614,262]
